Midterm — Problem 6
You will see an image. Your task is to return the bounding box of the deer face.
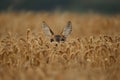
[41,21,72,43]
[50,35,66,43]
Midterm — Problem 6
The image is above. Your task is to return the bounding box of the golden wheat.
[0,11,120,80]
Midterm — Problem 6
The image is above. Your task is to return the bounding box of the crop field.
[0,11,120,80]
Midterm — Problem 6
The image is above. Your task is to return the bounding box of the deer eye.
[61,38,65,41]
[50,39,54,42]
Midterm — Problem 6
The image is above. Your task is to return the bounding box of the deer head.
[41,21,72,43]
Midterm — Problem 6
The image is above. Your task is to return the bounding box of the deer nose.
[55,38,60,42]
[54,35,61,42]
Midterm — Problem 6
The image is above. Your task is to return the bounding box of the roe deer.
[41,21,72,43]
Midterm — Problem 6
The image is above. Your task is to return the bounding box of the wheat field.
[0,11,120,80]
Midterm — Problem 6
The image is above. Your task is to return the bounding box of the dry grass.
[0,11,120,80]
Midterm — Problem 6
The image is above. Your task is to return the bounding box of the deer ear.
[41,21,54,37]
[61,21,72,37]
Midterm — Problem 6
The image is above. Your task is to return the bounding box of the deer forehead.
[51,35,64,38]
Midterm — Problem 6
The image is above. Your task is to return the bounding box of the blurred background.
[0,0,120,13]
